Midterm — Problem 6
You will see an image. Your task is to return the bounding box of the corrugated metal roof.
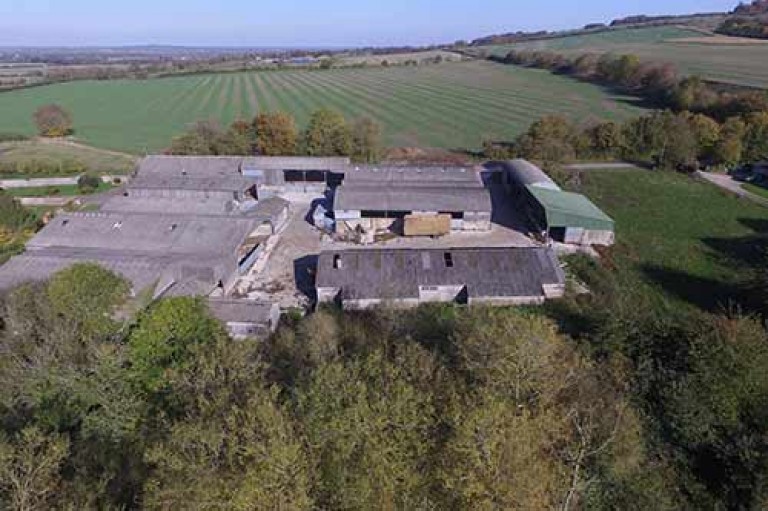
[504,159,561,190]
[526,185,614,231]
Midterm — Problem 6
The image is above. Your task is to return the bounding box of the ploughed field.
[0,60,644,154]
[477,26,768,89]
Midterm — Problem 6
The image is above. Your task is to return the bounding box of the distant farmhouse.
[0,155,614,333]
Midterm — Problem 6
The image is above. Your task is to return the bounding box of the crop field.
[478,26,768,89]
[0,61,645,154]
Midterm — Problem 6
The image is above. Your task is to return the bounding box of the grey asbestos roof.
[243,156,350,171]
[102,194,288,221]
[316,247,565,300]
[207,298,277,324]
[27,211,258,255]
[129,173,256,193]
[334,184,492,213]
[343,165,480,184]
[137,156,245,178]
[102,195,242,216]
[0,250,172,292]
[503,159,561,190]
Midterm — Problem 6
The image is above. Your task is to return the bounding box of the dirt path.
[697,171,768,207]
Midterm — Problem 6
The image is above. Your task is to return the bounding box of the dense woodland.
[1,232,767,509]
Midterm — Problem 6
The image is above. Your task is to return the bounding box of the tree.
[587,122,624,157]
[350,117,382,163]
[168,119,224,155]
[303,109,352,156]
[254,112,298,155]
[142,338,313,509]
[297,348,437,508]
[684,113,721,162]
[46,263,130,343]
[33,104,73,137]
[515,115,585,165]
[128,297,228,393]
[713,117,746,166]
[743,111,768,162]
[0,428,69,511]
[76,173,102,194]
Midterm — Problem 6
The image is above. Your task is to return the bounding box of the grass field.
[4,182,113,197]
[570,169,768,312]
[0,61,645,154]
[743,183,768,200]
[0,139,137,175]
[477,26,768,89]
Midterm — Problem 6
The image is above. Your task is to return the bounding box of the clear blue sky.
[0,0,737,47]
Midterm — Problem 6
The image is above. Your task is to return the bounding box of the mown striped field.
[0,60,645,154]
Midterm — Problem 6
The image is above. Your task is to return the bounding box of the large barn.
[333,165,493,237]
[315,246,565,309]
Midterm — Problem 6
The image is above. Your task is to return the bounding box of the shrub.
[77,173,102,194]
[33,104,74,137]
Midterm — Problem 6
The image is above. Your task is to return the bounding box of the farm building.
[500,159,615,246]
[333,165,492,237]
[0,157,301,338]
[0,204,286,295]
[207,299,281,339]
[135,155,351,196]
[334,184,492,236]
[316,247,565,309]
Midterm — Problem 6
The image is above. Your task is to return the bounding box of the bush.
[77,173,102,194]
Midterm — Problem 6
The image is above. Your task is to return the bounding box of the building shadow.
[294,254,318,304]
[487,183,529,232]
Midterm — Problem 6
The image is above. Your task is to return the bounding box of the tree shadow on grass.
[640,265,760,314]
[643,217,768,315]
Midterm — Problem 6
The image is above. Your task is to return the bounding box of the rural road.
[18,197,76,206]
[0,175,127,188]
[696,171,768,207]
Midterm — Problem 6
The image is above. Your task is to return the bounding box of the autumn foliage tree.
[33,104,73,137]
[303,109,352,156]
[253,112,298,155]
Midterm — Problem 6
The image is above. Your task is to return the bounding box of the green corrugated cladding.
[525,185,614,232]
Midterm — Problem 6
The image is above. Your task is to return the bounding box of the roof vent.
[169,223,178,231]
[61,219,69,226]
[112,221,123,230]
